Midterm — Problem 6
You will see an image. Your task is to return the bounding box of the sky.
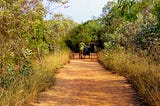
[43,0,112,23]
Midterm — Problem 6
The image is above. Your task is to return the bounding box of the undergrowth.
[0,49,70,106]
[98,50,160,106]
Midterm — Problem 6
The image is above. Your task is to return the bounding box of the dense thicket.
[66,20,104,52]
[0,0,76,105]
[100,0,160,62]
[98,0,160,105]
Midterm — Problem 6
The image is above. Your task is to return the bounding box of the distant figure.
[83,46,91,58]
[79,41,85,59]
[90,40,95,53]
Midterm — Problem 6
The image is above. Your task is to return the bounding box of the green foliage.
[118,0,139,21]
[100,0,160,61]
[133,24,160,62]
[0,0,74,105]
[100,1,123,33]
[153,1,160,27]
[97,0,160,105]
[67,20,102,52]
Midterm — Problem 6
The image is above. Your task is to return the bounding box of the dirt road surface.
[30,54,140,106]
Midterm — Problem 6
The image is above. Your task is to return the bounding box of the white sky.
[43,0,112,23]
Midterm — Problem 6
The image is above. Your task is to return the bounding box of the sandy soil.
[29,54,140,106]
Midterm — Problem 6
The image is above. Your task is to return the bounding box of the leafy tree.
[0,0,74,89]
[153,0,160,28]
[66,20,103,52]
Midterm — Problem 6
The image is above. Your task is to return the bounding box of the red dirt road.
[30,55,140,106]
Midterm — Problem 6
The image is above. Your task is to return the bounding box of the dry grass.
[31,59,140,106]
[98,50,160,106]
[0,49,70,106]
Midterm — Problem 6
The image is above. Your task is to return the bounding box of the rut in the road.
[30,57,140,106]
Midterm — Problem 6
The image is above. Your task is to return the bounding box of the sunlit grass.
[0,49,70,106]
[98,50,160,106]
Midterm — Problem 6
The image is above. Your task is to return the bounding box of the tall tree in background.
[66,20,103,52]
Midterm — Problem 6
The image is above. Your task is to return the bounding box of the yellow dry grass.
[98,50,160,106]
[0,49,70,106]
[30,58,140,106]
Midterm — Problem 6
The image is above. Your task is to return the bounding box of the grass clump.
[0,49,70,106]
[98,50,160,106]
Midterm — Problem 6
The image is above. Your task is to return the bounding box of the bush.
[0,49,70,105]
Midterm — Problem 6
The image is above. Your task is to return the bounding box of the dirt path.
[30,54,140,106]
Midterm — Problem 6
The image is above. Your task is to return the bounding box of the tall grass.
[98,50,160,106]
[0,49,70,106]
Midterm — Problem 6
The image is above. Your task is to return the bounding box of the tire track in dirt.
[30,54,140,106]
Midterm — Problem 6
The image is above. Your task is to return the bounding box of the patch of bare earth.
[29,54,140,106]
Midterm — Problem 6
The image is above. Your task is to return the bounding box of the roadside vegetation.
[0,0,76,105]
[1,0,160,106]
[66,0,160,105]
[98,50,160,105]
[97,0,160,105]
